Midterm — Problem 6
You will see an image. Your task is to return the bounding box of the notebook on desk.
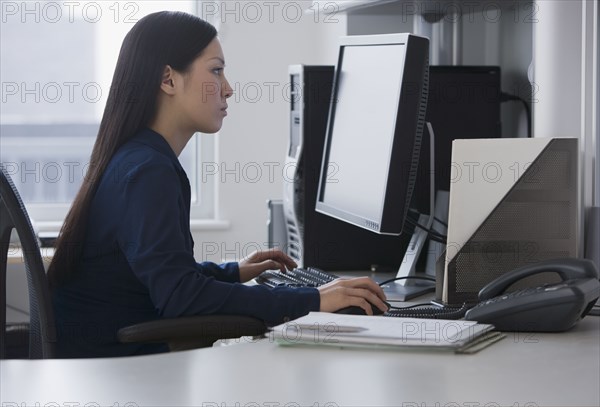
[271,312,502,354]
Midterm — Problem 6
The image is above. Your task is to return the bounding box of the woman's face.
[175,38,233,134]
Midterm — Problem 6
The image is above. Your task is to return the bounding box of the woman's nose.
[223,78,233,99]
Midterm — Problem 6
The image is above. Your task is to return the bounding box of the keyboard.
[256,267,338,288]
[256,267,468,320]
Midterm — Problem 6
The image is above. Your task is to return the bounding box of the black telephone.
[464,258,600,332]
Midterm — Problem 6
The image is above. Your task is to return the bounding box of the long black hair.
[48,11,217,286]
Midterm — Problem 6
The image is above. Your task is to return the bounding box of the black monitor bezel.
[315,33,430,236]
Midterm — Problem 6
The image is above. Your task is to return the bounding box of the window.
[0,1,217,231]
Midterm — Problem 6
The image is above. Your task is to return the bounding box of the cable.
[432,217,448,229]
[405,215,447,239]
[385,303,470,319]
[408,208,448,228]
[388,302,432,311]
[7,304,29,315]
[501,91,532,138]
[405,216,447,243]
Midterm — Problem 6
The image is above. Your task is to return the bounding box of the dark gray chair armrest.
[117,315,268,351]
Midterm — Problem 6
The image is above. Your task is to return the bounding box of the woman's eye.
[213,68,223,75]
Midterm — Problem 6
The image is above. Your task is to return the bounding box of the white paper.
[271,312,495,350]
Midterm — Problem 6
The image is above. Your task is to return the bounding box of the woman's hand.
[317,277,389,315]
[238,249,297,283]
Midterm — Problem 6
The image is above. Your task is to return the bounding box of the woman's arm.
[237,249,297,283]
[194,248,296,284]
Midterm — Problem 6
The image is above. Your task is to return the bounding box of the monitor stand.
[382,282,435,302]
[386,122,437,301]
[382,213,436,301]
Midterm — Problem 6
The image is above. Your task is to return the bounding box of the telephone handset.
[464,258,600,332]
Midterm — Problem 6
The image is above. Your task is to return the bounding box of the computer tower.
[283,65,407,271]
[439,138,580,305]
[413,66,502,212]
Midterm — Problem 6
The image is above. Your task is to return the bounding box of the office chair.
[0,167,57,359]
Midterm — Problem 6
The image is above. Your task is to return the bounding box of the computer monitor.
[315,33,431,299]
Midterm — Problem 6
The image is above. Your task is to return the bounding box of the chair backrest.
[0,167,56,358]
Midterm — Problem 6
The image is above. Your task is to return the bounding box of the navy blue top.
[52,128,320,358]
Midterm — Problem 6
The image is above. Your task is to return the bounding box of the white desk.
[2,316,599,406]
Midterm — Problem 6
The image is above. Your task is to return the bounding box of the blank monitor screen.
[323,45,405,222]
[317,34,429,235]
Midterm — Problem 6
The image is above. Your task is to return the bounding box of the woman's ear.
[159,65,177,96]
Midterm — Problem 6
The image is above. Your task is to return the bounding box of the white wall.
[193,3,347,263]
[532,0,599,257]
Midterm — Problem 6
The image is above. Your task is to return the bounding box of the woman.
[48,11,388,358]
